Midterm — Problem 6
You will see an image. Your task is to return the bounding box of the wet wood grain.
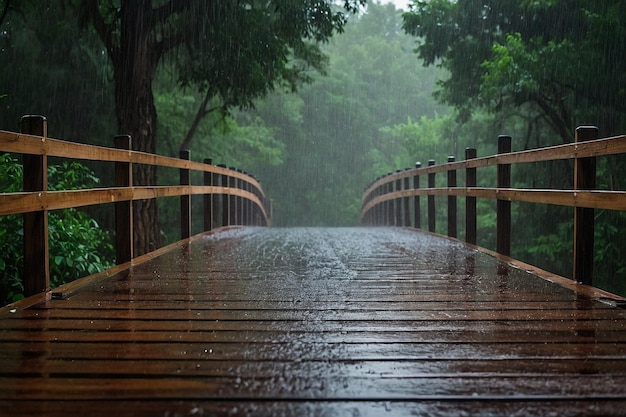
[1,227,626,416]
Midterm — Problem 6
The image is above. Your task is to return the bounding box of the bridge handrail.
[362,133,626,204]
[0,115,270,300]
[360,126,626,288]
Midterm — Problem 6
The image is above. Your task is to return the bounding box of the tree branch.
[83,0,118,64]
[152,0,191,58]
[179,89,225,151]
[532,93,572,144]
[155,30,186,59]
[153,0,188,26]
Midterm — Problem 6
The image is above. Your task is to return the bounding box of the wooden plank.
[3,375,626,400]
[2,340,626,360]
[59,291,591,303]
[26,299,616,311]
[2,326,626,344]
[4,358,626,378]
[5,307,626,321]
[3,400,626,417]
[2,318,625,336]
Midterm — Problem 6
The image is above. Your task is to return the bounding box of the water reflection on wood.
[1,227,626,416]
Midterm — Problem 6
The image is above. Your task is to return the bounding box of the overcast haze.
[384,0,411,10]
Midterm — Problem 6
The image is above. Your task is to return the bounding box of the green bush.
[0,155,114,305]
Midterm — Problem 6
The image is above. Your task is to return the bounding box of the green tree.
[403,0,626,142]
[0,2,114,141]
[79,0,365,254]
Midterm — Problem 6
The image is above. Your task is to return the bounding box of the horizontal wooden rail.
[363,188,626,213]
[361,126,626,288]
[0,115,270,302]
[0,131,266,193]
[362,133,626,195]
[0,186,267,216]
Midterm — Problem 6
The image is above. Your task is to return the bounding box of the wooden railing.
[361,126,626,288]
[0,115,270,300]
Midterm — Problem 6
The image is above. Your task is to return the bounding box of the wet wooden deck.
[2,227,626,416]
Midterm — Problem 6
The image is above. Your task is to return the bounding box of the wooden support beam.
[465,148,477,245]
[573,126,598,285]
[219,165,229,227]
[21,115,49,297]
[414,162,421,229]
[179,150,191,239]
[203,158,213,231]
[403,172,411,227]
[114,135,133,264]
[395,173,402,226]
[212,169,221,229]
[428,160,436,233]
[497,135,512,256]
[447,156,457,238]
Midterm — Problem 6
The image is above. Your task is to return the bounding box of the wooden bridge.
[2,117,626,416]
[3,227,626,416]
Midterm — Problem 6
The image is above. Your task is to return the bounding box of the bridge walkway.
[2,227,626,416]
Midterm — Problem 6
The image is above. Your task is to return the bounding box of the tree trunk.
[114,3,162,256]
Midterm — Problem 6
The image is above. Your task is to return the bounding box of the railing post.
[21,115,50,297]
[428,160,436,233]
[231,172,238,226]
[179,150,191,239]
[497,135,512,256]
[414,162,421,229]
[447,156,457,238]
[246,175,256,226]
[370,181,378,226]
[229,169,237,225]
[114,135,133,264]
[238,170,245,225]
[573,126,598,285]
[203,159,213,231]
[212,169,221,228]
[376,181,381,225]
[395,172,402,226]
[383,175,390,226]
[403,170,411,226]
[465,148,477,245]
[244,176,249,225]
[219,165,229,226]
[243,177,251,226]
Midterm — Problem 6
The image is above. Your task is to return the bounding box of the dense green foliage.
[246,3,449,226]
[403,0,626,140]
[0,2,114,141]
[0,155,114,305]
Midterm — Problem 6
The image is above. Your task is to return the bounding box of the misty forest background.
[1,1,626,302]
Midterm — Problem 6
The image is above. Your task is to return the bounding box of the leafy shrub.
[0,155,114,305]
